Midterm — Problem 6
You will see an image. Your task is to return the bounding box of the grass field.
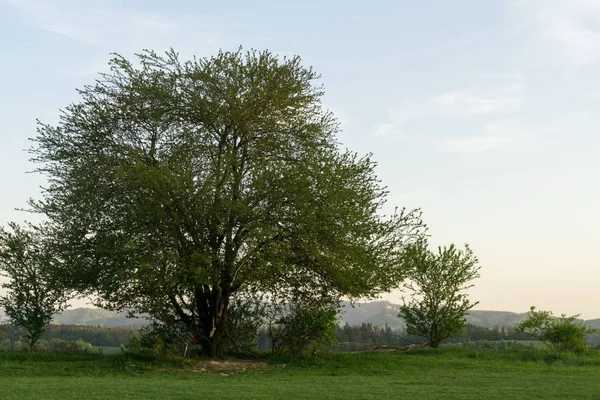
[1,348,599,399]
[96,346,121,354]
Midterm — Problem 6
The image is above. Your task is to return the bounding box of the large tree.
[30,48,423,356]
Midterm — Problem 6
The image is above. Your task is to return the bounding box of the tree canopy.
[399,239,480,348]
[0,223,70,351]
[30,48,424,356]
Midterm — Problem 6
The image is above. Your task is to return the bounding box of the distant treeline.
[1,324,137,348]
[337,322,532,345]
[255,323,538,352]
[456,324,532,341]
[1,322,597,352]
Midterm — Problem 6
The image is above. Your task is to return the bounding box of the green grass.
[1,348,600,399]
[96,346,121,354]
[447,339,550,350]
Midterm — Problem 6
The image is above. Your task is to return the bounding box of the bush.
[46,338,99,354]
[129,321,192,357]
[4,338,100,354]
[269,304,338,356]
[515,306,598,353]
[456,340,536,351]
[222,297,264,355]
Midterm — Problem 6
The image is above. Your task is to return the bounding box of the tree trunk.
[430,323,440,348]
[196,285,230,358]
[198,335,219,357]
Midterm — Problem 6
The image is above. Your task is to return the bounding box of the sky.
[1,0,599,318]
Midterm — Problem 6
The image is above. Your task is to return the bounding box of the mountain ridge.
[1,302,598,330]
[340,301,599,329]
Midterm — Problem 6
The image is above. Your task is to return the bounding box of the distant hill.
[1,302,598,330]
[52,308,117,325]
[340,301,404,330]
[0,306,146,328]
[466,310,529,328]
[52,308,148,328]
[586,319,600,329]
[339,301,597,330]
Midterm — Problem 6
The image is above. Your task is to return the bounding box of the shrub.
[46,338,98,354]
[222,297,264,355]
[515,306,598,353]
[132,322,192,357]
[269,303,338,356]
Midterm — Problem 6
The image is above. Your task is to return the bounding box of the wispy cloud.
[4,0,272,78]
[6,0,177,45]
[4,0,229,56]
[373,78,524,144]
[432,84,523,117]
[509,0,600,68]
[373,109,410,139]
[437,135,513,153]
[373,123,402,137]
[74,62,112,77]
[435,120,533,154]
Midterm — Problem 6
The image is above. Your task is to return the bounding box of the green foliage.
[43,325,136,347]
[336,323,399,346]
[515,306,598,353]
[45,338,99,354]
[133,321,191,357]
[0,223,70,352]
[454,324,530,342]
[450,340,537,351]
[399,239,480,348]
[0,336,99,354]
[0,324,137,348]
[269,303,338,356]
[221,295,264,354]
[0,325,7,347]
[29,47,424,357]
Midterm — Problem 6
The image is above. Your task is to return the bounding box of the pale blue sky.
[1,0,599,317]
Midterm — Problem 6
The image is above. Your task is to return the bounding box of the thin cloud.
[5,0,224,52]
[509,0,600,68]
[438,135,513,153]
[374,123,405,138]
[432,84,523,117]
[74,62,112,77]
[373,109,410,139]
[374,79,524,141]
[435,120,532,154]
[4,0,271,79]
[6,0,174,45]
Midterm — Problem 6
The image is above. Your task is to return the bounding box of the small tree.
[515,306,598,353]
[399,239,480,348]
[0,223,70,351]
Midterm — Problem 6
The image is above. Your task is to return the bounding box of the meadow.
[1,348,599,399]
